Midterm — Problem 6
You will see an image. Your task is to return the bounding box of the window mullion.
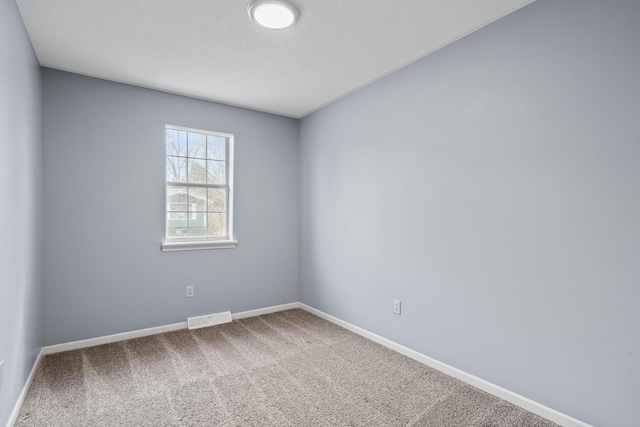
[167,181,225,189]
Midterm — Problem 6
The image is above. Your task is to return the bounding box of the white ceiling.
[16,0,534,118]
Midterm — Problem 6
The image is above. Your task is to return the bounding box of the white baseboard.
[299,303,591,427]
[7,348,44,427]
[41,302,300,355]
[232,302,299,320]
[41,321,188,355]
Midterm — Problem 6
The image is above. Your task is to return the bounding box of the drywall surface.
[299,0,640,425]
[0,0,43,425]
[42,69,299,345]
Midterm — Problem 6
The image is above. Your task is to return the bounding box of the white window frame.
[162,125,237,252]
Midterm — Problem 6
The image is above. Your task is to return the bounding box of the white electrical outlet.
[0,360,4,387]
[393,300,401,315]
[186,285,194,298]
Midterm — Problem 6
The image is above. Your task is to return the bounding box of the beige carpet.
[16,309,557,426]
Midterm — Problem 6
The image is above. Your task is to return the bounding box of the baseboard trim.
[41,322,188,355]
[41,302,300,355]
[232,302,300,320]
[7,348,44,427]
[299,303,591,427]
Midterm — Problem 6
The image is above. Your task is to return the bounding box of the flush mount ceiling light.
[248,0,299,30]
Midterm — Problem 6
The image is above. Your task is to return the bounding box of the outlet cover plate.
[393,300,401,315]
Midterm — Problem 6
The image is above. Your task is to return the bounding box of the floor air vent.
[187,311,232,330]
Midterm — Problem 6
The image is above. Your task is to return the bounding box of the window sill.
[161,239,238,252]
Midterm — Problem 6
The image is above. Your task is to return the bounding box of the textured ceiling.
[16,0,534,118]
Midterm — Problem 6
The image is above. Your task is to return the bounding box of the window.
[162,125,236,251]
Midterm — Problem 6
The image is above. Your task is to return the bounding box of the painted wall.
[41,69,299,345]
[0,0,43,424]
[299,0,640,425]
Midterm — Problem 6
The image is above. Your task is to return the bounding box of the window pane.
[188,132,206,159]
[167,185,188,205]
[188,158,207,183]
[207,160,226,184]
[207,188,226,212]
[207,135,226,160]
[187,213,207,236]
[168,210,188,220]
[166,130,187,156]
[167,222,188,237]
[166,186,189,233]
[188,187,206,212]
[207,213,226,237]
[166,156,187,182]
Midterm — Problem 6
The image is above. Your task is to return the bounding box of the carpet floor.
[16,309,557,426]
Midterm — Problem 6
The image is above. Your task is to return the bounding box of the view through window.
[165,125,233,241]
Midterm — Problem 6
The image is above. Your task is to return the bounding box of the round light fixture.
[248,0,299,30]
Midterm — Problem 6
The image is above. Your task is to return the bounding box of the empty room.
[1,0,638,426]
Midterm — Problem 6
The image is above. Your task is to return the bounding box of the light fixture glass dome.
[248,0,299,30]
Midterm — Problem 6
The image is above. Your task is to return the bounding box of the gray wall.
[299,1,640,426]
[10,1,640,425]
[0,0,43,425]
[42,69,299,345]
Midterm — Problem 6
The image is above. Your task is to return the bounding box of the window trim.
[162,124,236,252]
[161,239,238,252]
